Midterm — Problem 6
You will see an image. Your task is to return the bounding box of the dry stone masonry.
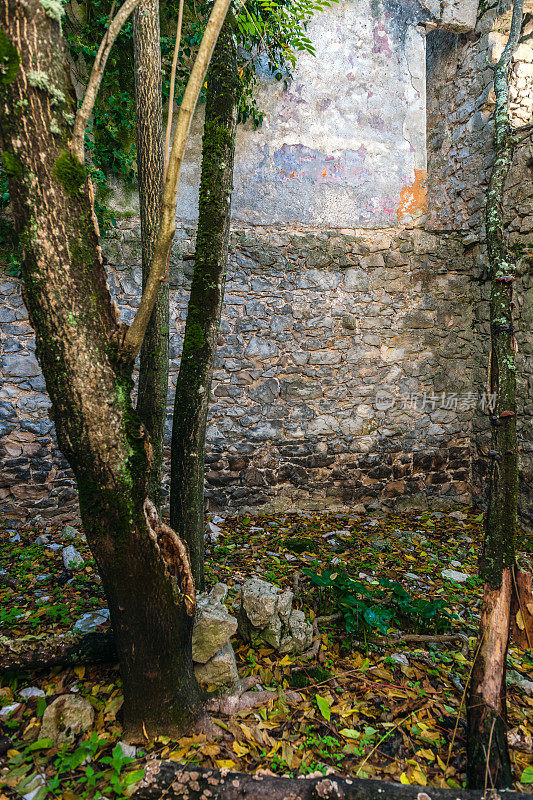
[0,0,531,529]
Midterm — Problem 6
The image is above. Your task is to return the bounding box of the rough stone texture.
[192,586,238,664]
[238,578,314,653]
[40,694,95,747]
[426,0,533,528]
[0,0,531,528]
[194,641,239,686]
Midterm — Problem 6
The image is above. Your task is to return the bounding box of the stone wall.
[1,0,532,528]
[426,0,533,527]
[1,223,479,525]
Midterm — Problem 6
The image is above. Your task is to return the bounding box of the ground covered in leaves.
[1,509,533,799]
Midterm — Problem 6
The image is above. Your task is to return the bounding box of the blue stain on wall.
[272,144,370,187]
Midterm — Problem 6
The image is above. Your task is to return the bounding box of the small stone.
[10,533,21,543]
[35,534,50,546]
[61,525,81,540]
[73,610,110,633]
[370,536,389,552]
[19,687,45,699]
[62,545,84,570]
[41,694,95,746]
[353,504,366,515]
[450,560,462,567]
[206,521,223,542]
[441,569,469,583]
[117,742,137,758]
[0,702,21,720]
[389,653,409,666]
[448,511,468,521]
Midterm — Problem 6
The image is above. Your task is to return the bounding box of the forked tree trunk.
[0,0,204,741]
[133,0,169,511]
[170,18,241,589]
[466,0,524,788]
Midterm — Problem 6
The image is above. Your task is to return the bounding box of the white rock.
[450,560,461,567]
[448,511,467,521]
[61,525,81,540]
[21,773,46,800]
[206,521,223,542]
[19,687,45,699]
[62,545,84,570]
[41,694,95,746]
[117,741,137,758]
[441,568,469,583]
[507,670,533,697]
[390,653,409,666]
[0,702,21,719]
[211,515,225,525]
[73,609,110,633]
[241,578,282,628]
[35,533,50,546]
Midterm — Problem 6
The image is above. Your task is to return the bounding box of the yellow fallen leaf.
[74,665,85,679]
[216,759,236,769]
[526,602,533,615]
[279,655,292,666]
[412,767,427,786]
[400,772,411,785]
[203,744,220,757]
[416,748,435,761]
[516,610,525,630]
[233,742,249,757]
[437,754,446,769]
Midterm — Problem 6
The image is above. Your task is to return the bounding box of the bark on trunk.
[170,19,240,590]
[134,763,533,800]
[0,0,203,740]
[133,0,169,511]
[466,0,523,789]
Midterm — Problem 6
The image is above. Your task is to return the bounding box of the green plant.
[304,568,455,636]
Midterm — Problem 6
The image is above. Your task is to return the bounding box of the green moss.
[2,151,23,180]
[0,28,20,85]
[53,151,86,195]
[183,319,205,357]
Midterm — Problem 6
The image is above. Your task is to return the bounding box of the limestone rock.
[441,568,469,583]
[239,578,313,653]
[41,694,94,746]
[192,586,238,664]
[194,642,239,686]
[62,545,84,570]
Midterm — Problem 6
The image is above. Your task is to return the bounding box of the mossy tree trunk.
[466,0,524,788]
[0,0,204,741]
[133,0,169,511]
[170,18,241,590]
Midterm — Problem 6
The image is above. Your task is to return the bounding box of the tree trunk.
[466,0,523,789]
[170,18,241,590]
[0,0,204,741]
[133,763,533,800]
[133,0,169,511]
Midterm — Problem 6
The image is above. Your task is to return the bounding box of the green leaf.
[339,728,360,739]
[27,737,54,751]
[315,694,331,721]
[521,766,533,784]
[124,768,145,785]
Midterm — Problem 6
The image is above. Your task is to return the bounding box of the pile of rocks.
[238,578,313,653]
[192,583,239,687]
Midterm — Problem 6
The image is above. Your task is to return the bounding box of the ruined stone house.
[0,0,532,528]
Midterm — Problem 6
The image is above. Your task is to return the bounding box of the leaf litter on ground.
[1,508,532,797]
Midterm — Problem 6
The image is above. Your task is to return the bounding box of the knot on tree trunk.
[144,498,196,615]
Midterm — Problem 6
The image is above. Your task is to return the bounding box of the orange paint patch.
[397,168,427,221]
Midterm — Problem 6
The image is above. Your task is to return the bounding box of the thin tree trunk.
[170,18,241,590]
[0,0,204,741]
[466,0,523,788]
[133,0,169,511]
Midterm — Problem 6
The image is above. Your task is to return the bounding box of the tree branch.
[120,0,234,361]
[70,0,143,163]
